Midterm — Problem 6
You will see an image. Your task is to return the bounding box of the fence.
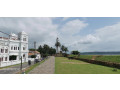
[0,58,35,67]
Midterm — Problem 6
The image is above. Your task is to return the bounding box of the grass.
[69,54,120,63]
[69,54,93,59]
[78,55,93,59]
[55,57,120,74]
[95,55,120,63]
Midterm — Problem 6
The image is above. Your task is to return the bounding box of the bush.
[42,54,48,58]
[71,51,80,55]
[63,53,68,57]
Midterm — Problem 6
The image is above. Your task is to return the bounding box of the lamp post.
[20,56,22,71]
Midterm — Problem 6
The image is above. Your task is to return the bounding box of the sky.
[0,17,120,52]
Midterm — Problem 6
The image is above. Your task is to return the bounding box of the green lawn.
[95,55,120,63]
[69,54,93,59]
[69,54,120,63]
[78,55,93,59]
[55,57,120,74]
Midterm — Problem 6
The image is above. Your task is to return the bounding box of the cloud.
[1,17,120,52]
[62,17,69,21]
[60,19,88,35]
[78,34,100,44]
[64,21,120,52]
[0,17,58,48]
[78,22,120,52]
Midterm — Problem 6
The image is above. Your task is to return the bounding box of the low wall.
[0,58,33,67]
[68,57,120,69]
[27,58,34,61]
[0,60,22,67]
[0,58,37,67]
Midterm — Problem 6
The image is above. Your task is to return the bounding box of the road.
[0,61,34,74]
[29,56,55,74]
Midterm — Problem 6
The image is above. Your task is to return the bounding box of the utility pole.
[20,56,22,71]
[34,41,36,51]
[34,41,36,58]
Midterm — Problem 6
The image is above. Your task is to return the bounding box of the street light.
[20,56,22,71]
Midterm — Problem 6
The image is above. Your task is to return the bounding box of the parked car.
[34,59,40,64]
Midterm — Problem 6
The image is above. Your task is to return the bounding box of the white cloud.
[64,22,120,52]
[79,34,100,44]
[0,17,58,48]
[60,19,88,35]
[79,22,120,52]
[1,17,120,52]
[62,17,69,21]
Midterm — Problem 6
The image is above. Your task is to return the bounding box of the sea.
[80,52,120,55]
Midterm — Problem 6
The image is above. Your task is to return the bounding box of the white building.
[0,31,28,67]
[28,51,41,60]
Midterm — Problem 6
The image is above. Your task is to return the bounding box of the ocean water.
[81,52,120,55]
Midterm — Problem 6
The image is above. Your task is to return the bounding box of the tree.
[64,47,68,53]
[43,44,50,54]
[61,45,65,53]
[49,47,56,55]
[37,44,56,57]
[71,51,80,55]
[29,48,35,51]
[38,45,43,56]
[38,45,42,53]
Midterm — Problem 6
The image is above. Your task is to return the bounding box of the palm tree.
[61,45,65,53]
[64,47,68,53]
[55,38,61,53]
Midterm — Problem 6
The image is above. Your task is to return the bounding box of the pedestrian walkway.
[29,56,55,74]
[0,61,34,74]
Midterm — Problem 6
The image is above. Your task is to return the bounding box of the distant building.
[28,51,41,60]
[0,31,28,67]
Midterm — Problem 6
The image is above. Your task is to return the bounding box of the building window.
[2,57,3,61]
[14,47,16,50]
[9,55,17,61]
[23,38,26,41]
[0,58,1,62]
[1,48,4,53]
[5,49,8,53]
[18,47,19,50]
[23,54,25,58]
[5,57,7,61]
[23,47,26,50]
[16,47,17,50]
[11,46,13,50]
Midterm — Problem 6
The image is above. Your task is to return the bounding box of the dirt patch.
[61,62,89,64]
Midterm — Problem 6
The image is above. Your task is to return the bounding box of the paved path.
[0,62,34,74]
[29,56,55,74]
